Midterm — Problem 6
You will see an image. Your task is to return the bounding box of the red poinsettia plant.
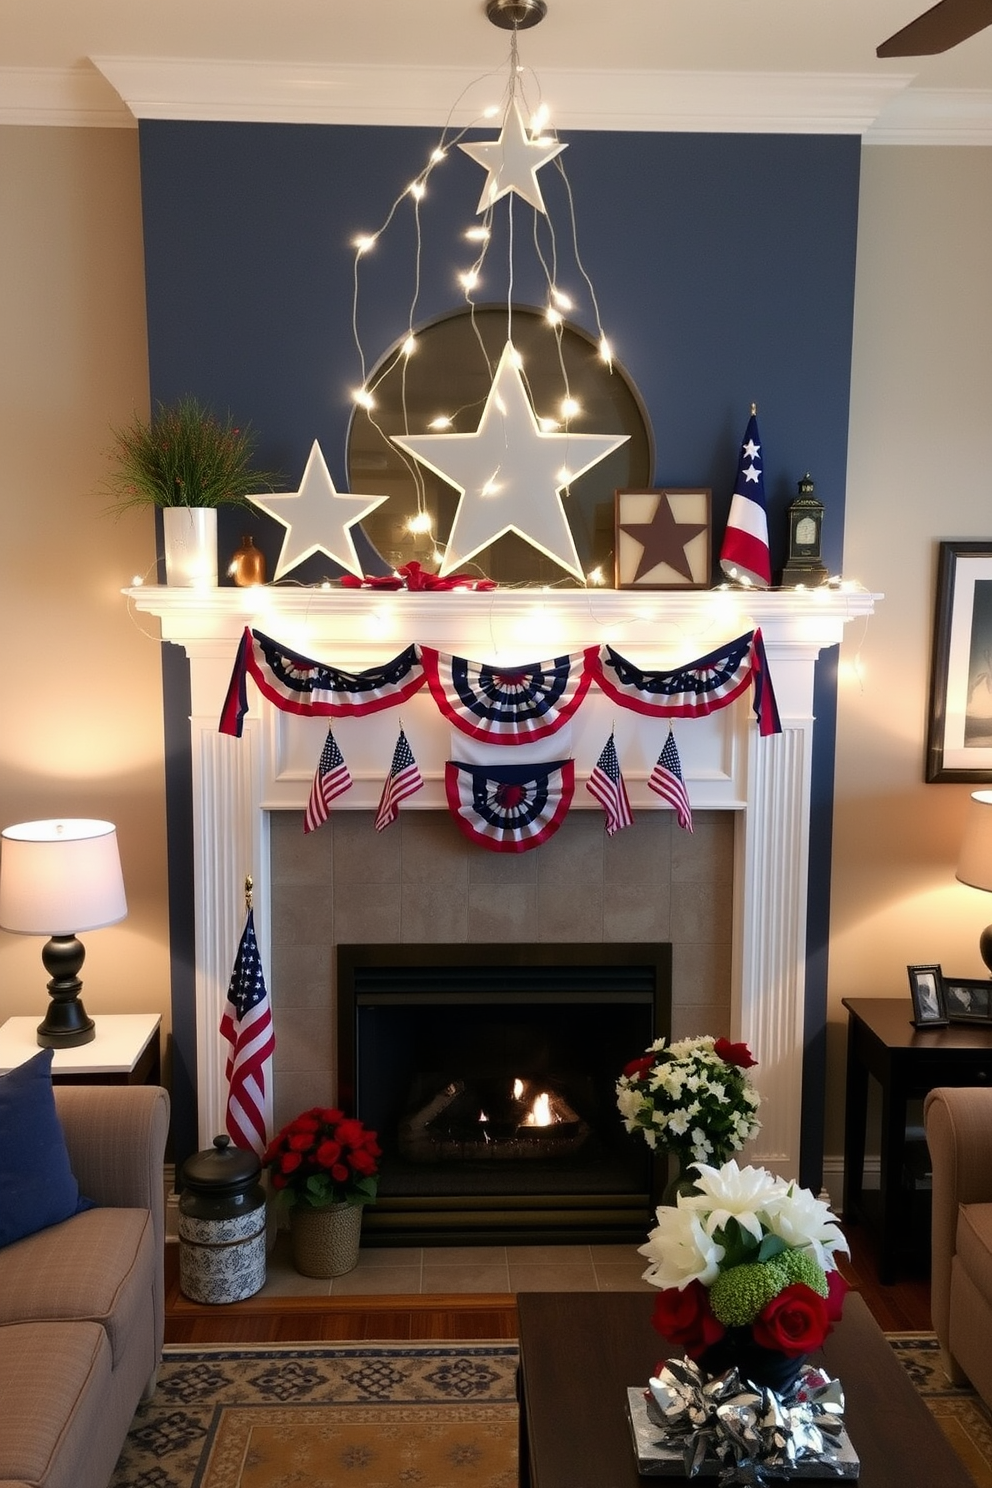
[263,1107,381,1211]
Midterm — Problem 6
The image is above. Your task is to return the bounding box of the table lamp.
[0,819,127,1048]
[955,789,992,974]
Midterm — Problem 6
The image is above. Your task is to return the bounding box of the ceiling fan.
[877,0,992,55]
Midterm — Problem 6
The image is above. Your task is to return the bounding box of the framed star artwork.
[614,488,711,589]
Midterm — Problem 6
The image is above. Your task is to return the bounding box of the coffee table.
[517,1291,974,1486]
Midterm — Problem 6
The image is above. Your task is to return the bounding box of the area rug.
[889,1332,992,1488]
[109,1342,519,1488]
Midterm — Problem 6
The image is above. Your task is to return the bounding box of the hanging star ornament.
[247,439,388,580]
[391,341,628,582]
[459,101,567,216]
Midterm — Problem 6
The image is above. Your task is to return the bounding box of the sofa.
[924,1084,992,1408]
[0,1080,170,1488]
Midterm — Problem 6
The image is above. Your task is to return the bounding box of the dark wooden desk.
[842,996,992,1283]
[517,1290,974,1488]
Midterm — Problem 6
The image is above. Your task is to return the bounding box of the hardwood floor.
[164,1219,932,1343]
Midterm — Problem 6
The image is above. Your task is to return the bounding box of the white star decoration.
[459,102,567,217]
[247,440,388,580]
[391,341,628,581]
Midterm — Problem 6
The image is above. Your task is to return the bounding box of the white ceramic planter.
[162,507,218,587]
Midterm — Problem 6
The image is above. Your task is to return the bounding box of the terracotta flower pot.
[289,1201,363,1278]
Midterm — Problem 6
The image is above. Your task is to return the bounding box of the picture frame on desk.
[907,963,949,1027]
[943,976,992,1023]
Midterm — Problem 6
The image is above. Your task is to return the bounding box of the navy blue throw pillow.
[0,1048,94,1248]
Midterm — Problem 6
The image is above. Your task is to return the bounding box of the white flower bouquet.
[616,1035,761,1167]
[640,1159,850,1383]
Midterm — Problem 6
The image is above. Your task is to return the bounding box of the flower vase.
[289,1201,363,1278]
[162,507,218,587]
[698,1331,807,1395]
[661,1153,701,1207]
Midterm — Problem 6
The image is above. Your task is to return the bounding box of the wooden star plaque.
[614,488,711,589]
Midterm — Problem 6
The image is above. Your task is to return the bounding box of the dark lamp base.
[980,925,992,977]
[36,933,97,1048]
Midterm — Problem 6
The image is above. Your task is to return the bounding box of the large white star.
[459,102,567,217]
[247,440,388,580]
[391,341,628,582]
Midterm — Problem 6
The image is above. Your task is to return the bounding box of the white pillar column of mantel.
[129,586,877,1155]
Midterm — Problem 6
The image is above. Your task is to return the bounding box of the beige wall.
[829,145,992,1155]
[6,126,991,1177]
[0,127,171,1045]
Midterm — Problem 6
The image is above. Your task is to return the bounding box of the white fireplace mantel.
[128,582,876,1171]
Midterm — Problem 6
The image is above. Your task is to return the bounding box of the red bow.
[341,561,496,592]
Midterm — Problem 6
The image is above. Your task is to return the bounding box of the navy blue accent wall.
[138,122,860,1176]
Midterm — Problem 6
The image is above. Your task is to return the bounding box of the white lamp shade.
[0,819,127,935]
[956,791,992,893]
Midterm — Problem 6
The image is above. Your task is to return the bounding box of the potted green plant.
[106,395,277,586]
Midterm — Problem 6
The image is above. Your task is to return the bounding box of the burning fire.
[523,1091,554,1127]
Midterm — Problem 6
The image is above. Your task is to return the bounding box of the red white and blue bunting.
[217,624,780,849]
[592,628,781,738]
[219,628,426,737]
[420,646,597,744]
[445,758,574,853]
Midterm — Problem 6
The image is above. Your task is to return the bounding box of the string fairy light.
[347,12,623,583]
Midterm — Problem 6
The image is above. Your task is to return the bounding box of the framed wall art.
[942,976,992,1024]
[926,541,992,782]
[907,963,948,1028]
[614,488,711,590]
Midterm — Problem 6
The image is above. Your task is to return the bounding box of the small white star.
[459,102,567,217]
[247,440,388,580]
[742,439,760,461]
[743,464,761,484]
[391,341,628,581]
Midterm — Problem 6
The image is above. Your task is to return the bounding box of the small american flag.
[374,728,424,831]
[219,907,275,1155]
[649,728,693,832]
[586,732,633,836]
[304,728,352,833]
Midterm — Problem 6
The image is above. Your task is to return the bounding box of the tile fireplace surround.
[130,583,876,1176]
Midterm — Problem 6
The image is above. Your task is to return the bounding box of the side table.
[842,996,992,1283]
[0,1013,162,1086]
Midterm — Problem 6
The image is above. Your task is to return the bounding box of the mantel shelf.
[126,582,878,659]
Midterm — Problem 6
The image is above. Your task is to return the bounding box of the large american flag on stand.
[220,905,275,1155]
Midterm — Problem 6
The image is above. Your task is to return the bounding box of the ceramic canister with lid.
[178,1135,267,1304]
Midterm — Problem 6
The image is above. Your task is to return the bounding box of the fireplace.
[129,583,877,1176]
[337,942,671,1243]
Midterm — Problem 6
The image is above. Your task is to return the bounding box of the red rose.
[651,1281,726,1359]
[279,1151,303,1175]
[293,1115,320,1133]
[320,1108,344,1125]
[622,1054,655,1081]
[713,1038,758,1070]
[335,1119,365,1148]
[288,1132,315,1152]
[316,1139,341,1167]
[752,1284,829,1356]
[349,1148,377,1175]
[331,1163,349,1183]
[825,1268,849,1323]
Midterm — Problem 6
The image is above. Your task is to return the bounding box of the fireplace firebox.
[337,942,671,1244]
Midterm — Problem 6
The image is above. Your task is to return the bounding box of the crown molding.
[865,86,992,145]
[89,57,910,134]
[0,65,133,127]
[4,58,991,143]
